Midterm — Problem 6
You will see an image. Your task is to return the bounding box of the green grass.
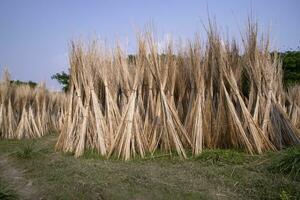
[14,140,38,159]
[269,146,300,180]
[194,149,252,165]
[0,178,19,200]
[0,135,299,199]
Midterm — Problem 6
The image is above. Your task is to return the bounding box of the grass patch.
[14,140,39,159]
[269,146,300,180]
[0,178,19,200]
[194,149,251,165]
[81,149,107,160]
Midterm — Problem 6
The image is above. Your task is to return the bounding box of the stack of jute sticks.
[55,22,300,160]
[0,70,66,139]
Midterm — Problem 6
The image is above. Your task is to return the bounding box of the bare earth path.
[0,154,39,199]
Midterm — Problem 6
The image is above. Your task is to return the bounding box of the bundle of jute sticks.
[0,70,66,139]
[287,85,300,129]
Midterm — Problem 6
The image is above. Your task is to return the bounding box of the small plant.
[15,140,38,159]
[279,190,291,200]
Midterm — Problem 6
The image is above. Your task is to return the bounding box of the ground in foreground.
[0,134,299,200]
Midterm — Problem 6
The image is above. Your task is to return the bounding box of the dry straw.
[0,69,66,139]
[54,21,300,160]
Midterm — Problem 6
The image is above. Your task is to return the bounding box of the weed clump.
[269,146,300,180]
[15,140,39,159]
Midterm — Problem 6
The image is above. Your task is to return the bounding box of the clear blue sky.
[0,0,299,89]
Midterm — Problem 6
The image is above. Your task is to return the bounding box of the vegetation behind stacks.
[281,50,300,86]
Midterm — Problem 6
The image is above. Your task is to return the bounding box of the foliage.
[280,51,300,86]
[51,71,70,92]
[127,54,136,64]
[10,80,37,88]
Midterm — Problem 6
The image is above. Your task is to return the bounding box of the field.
[0,134,299,200]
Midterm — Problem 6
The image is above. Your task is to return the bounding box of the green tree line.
[280,51,300,86]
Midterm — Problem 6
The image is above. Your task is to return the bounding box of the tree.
[280,50,300,86]
[51,71,70,92]
[11,80,37,88]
